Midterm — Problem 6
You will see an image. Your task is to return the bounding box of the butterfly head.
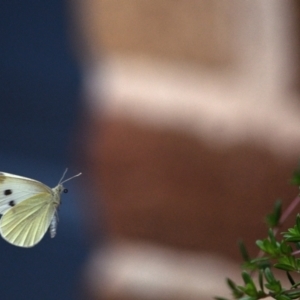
[52,184,65,197]
[52,170,82,202]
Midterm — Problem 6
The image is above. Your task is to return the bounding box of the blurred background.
[77,1,300,299]
[77,0,300,299]
[2,0,300,299]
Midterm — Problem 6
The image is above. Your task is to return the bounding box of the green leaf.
[290,164,300,186]
[266,200,282,228]
[291,281,300,288]
[284,289,300,299]
[226,278,244,298]
[240,271,257,297]
[256,240,265,251]
[274,256,296,271]
[296,214,300,232]
[282,217,300,242]
[284,236,300,242]
[239,240,250,262]
[241,271,254,285]
[256,235,280,256]
[242,257,271,271]
[285,228,299,235]
[249,256,270,263]
[258,270,264,293]
[256,239,273,254]
[264,268,282,293]
[295,258,300,270]
[264,267,275,283]
[268,229,277,245]
[279,242,292,255]
[274,264,296,272]
[265,282,282,294]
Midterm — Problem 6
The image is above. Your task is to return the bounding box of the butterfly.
[0,170,81,248]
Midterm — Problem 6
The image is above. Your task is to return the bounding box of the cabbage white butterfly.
[0,170,81,248]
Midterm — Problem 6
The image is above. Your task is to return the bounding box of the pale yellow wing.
[0,193,56,247]
[0,172,52,215]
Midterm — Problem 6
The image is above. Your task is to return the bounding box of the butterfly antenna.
[60,172,82,185]
[58,168,68,184]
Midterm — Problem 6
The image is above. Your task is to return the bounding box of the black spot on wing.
[4,189,12,196]
[9,200,15,207]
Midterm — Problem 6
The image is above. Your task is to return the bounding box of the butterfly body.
[49,212,58,238]
[0,171,80,248]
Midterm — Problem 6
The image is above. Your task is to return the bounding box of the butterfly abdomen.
[49,214,58,238]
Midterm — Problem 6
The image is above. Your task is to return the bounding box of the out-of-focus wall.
[75,1,300,299]
[78,0,300,154]
[77,0,233,65]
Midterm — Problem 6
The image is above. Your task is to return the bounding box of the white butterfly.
[0,170,81,248]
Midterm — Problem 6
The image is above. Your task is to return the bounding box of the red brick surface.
[85,116,299,260]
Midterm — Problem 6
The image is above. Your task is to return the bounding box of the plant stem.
[279,195,300,225]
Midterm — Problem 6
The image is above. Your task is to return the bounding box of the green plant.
[217,167,300,300]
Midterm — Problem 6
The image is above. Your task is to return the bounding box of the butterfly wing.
[0,172,52,215]
[0,193,57,247]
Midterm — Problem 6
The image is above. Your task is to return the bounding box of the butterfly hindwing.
[0,193,56,247]
[0,172,52,215]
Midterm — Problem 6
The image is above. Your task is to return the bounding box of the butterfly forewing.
[0,193,57,247]
[0,172,52,215]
